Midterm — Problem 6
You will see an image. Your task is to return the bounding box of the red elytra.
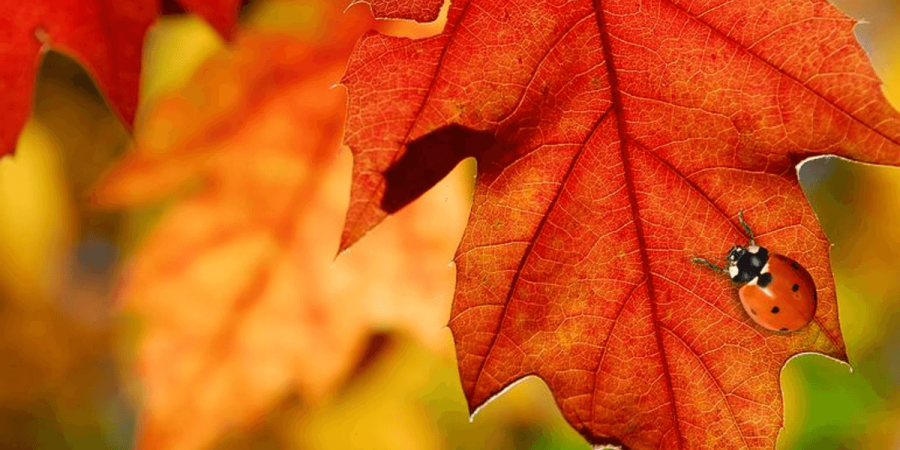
[739,254,817,332]
[693,211,818,332]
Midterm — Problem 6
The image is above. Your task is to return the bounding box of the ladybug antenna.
[738,209,755,246]
[692,257,726,273]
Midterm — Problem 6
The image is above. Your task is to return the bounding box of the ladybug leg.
[738,209,756,246]
[692,257,726,273]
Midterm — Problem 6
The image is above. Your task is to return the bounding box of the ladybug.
[692,210,817,332]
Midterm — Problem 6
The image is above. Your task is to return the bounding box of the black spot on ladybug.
[780,327,789,331]
[791,262,799,270]
[814,291,818,300]
[771,306,780,314]
[757,273,773,287]
[792,284,800,292]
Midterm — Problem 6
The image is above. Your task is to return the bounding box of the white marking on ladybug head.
[747,276,758,286]
[728,266,739,278]
[748,245,760,254]
[761,262,770,274]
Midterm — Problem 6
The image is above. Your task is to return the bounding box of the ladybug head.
[726,246,747,264]
[726,245,769,283]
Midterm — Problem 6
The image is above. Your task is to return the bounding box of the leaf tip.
[337,217,374,255]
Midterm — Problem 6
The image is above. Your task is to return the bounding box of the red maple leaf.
[340,0,900,448]
[0,0,242,157]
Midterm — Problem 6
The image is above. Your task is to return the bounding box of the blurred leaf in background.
[91,2,465,448]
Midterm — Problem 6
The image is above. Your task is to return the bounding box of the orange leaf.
[339,0,900,448]
[94,25,468,450]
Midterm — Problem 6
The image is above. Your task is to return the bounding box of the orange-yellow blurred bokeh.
[1,1,899,449]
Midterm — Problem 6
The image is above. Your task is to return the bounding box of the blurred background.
[0,0,899,449]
